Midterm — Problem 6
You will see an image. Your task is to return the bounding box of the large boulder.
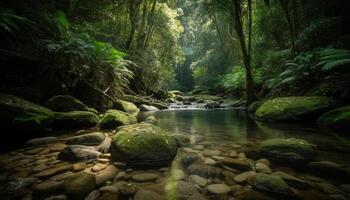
[255,96,337,122]
[110,123,177,167]
[113,99,139,116]
[44,95,89,112]
[259,138,315,163]
[51,111,99,130]
[99,109,137,129]
[58,145,102,161]
[0,93,54,132]
[317,106,350,132]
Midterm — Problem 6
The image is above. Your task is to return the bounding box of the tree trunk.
[231,0,257,105]
[279,0,296,57]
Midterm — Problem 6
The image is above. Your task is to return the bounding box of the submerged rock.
[317,106,350,132]
[51,111,99,130]
[99,109,136,129]
[255,96,337,122]
[259,138,315,163]
[110,123,177,167]
[58,145,102,161]
[66,132,105,146]
[44,95,89,112]
[0,93,54,132]
[251,173,292,195]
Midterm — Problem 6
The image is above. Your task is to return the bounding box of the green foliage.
[317,49,350,71]
[0,9,34,33]
[222,66,263,93]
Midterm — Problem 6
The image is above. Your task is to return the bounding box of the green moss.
[0,93,54,131]
[99,109,136,129]
[255,96,336,121]
[113,99,139,115]
[52,111,99,130]
[318,106,350,131]
[254,173,291,194]
[121,95,150,106]
[44,95,89,112]
[111,123,177,166]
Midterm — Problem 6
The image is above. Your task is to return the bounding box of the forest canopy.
[1,0,350,108]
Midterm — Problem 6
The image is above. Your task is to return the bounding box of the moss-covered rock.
[121,95,150,107]
[259,138,315,163]
[251,173,292,195]
[110,123,177,167]
[99,109,137,129]
[44,95,89,112]
[317,106,350,132]
[51,111,99,130]
[248,101,263,113]
[255,96,337,122]
[113,99,139,116]
[0,93,54,132]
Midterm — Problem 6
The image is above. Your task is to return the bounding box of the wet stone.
[207,184,231,194]
[222,158,251,171]
[132,173,159,182]
[92,163,108,172]
[72,162,88,172]
[190,175,208,187]
[203,149,221,157]
[33,164,71,179]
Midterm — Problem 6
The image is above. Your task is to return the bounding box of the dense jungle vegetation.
[1,0,350,108]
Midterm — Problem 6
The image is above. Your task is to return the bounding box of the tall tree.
[230,0,257,104]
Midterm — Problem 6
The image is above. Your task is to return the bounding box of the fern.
[0,9,34,33]
[317,48,350,71]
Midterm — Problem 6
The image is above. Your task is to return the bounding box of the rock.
[99,109,136,129]
[205,101,220,108]
[85,190,100,200]
[121,95,150,107]
[26,137,58,146]
[134,189,163,200]
[317,106,350,132]
[229,151,238,158]
[58,145,102,161]
[237,189,277,200]
[204,158,217,165]
[222,158,251,171]
[189,175,207,187]
[119,183,138,196]
[66,132,105,146]
[255,158,270,166]
[248,101,264,113]
[99,185,119,193]
[151,102,169,110]
[295,189,332,200]
[172,169,186,181]
[259,138,315,163]
[44,95,89,112]
[63,172,96,200]
[115,171,126,180]
[251,173,291,195]
[207,184,231,194]
[180,153,200,167]
[96,137,112,154]
[272,171,308,189]
[255,96,337,122]
[0,93,54,132]
[165,181,202,200]
[317,182,344,194]
[171,134,191,147]
[145,115,157,124]
[33,179,63,197]
[33,164,71,179]
[91,163,107,172]
[51,111,99,130]
[234,171,256,183]
[113,99,139,116]
[96,192,118,200]
[110,123,177,167]
[203,149,221,156]
[2,177,38,198]
[187,163,223,178]
[132,173,159,182]
[308,161,350,179]
[140,104,159,111]
[90,165,118,186]
[50,143,67,152]
[193,145,204,150]
[255,163,272,174]
[44,195,68,200]
[72,162,88,172]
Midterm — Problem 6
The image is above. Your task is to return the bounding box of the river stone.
[251,173,291,195]
[207,184,231,194]
[145,115,157,124]
[63,172,96,200]
[189,175,207,187]
[72,162,88,172]
[90,165,118,186]
[33,179,64,197]
[51,111,99,130]
[91,163,107,172]
[27,137,58,146]
[259,138,315,163]
[140,104,159,111]
[187,163,223,178]
[0,93,54,132]
[172,169,186,181]
[255,96,337,122]
[255,163,272,174]
[85,190,100,200]
[44,95,89,112]
[132,173,159,182]
[222,158,251,171]
[99,109,137,129]
[58,145,102,161]
[204,158,217,165]
[165,180,202,200]
[44,195,68,200]
[317,106,350,132]
[110,123,177,167]
[113,99,139,116]
[66,132,105,146]
[237,189,277,200]
[308,161,350,179]
[96,192,118,200]
[171,134,191,147]
[99,185,119,193]
[134,189,163,200]
[234,171,256,183]
[203,149,221,156]
[33,164,71,179]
